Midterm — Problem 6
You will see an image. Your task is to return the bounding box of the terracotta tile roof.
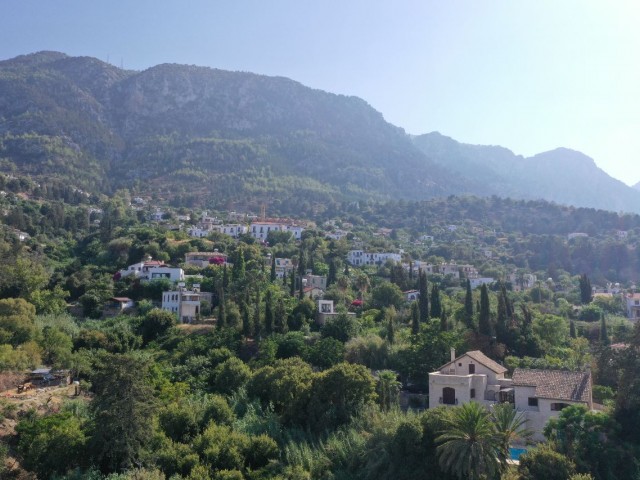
[440,350,507,374]
[512,369,591,402]
[465,350,508,374]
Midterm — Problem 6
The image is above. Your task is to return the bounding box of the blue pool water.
[509,447,527,461]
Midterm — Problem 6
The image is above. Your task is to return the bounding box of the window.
[470,389,476,399]
[528,397,538,407]
[469,364,476,374]
[458,363,462,367]
[551,402,570,411]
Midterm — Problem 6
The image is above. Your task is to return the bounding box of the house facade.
[347,250,402,266]
[162,283,212,323]
[184,251,228,268]
[429,350,593,441]
[625,293,640,320]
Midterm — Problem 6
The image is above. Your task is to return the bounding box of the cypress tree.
[222,265,229,292]
[409,261,414,281]
[344,262,350,276]
[270,255,276,283]
[418,270,429,323]
[233,248,245,283]
[579,273,592,304]
[386,308,395,344]
[264,290,273,334]
[254,290,262,338]
[290,269,296,296]
[464,279,474,329]
[600,312,609,345]
[430,284,442,318]
[440,305,448,332]
[217,289,226,329]
[569,318,576,339]
[241,300,252,337]
[479,284,492,336]
[327,258,337,288]
[496,286,508,343]
[274,298,287,334]
[411,301,420,335]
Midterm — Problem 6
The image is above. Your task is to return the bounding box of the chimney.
[450,347,456,362]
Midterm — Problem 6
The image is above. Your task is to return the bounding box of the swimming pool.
[509,447,527,461]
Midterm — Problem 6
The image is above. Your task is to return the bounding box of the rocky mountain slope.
[1,51,639,213]
[413,132,640,213]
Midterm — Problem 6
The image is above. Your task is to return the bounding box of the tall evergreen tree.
[222,265,229,292]
[232,248,246,283]
[440,305,448,332]
[430,284,442,318]
[600,312,610,345]
[264,290,273,334]
[241,299,252,337]
[496,286,508,343]
[254,290,262,338]
[274,297,288,334]
[464,279,474,330]
[579,273,592,304]
[411,301,420,335]
[327,258,337,288]
[289,269,295,296]
[569,318,576,339]
[217,289,226,329]
[478,284,492,336]
[386,307,395,344]
[270,255,276,283]
[418,269,430,323]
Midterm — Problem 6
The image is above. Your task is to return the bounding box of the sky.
[2,1,639,185]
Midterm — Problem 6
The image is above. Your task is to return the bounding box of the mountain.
[0,51,483,212]
[413,132,640,213]
[634,182,640,191]
[0,51,638,214]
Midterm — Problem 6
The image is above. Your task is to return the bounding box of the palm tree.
[436,402,502,480]
[491,403,532,465]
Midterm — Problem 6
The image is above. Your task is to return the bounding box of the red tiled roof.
[440,350,507,374]
[512,369,591,402]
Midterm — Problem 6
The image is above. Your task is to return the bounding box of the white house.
[510,368,592,441]
[162,283,212,323]
[249,222,304,241]
[274,258,295,279]
[316,299,356,325]
[469,277,495,289]
[404,290,420,302]
[624,293,640,320]
[302,273,327,290]
[429,350,593,441]
[250,222,285,240]
[117,259,184,283]
[147,266,185,282]
[347,250,402,266]
[184,251,228,268]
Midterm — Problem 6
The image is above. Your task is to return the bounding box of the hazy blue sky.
[2,1,639,184]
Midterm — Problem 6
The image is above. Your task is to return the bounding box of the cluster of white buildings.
[186,214,304,242]
[347,250,402,266]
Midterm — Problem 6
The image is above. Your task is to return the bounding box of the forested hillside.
[1,51,640,213]
[0,170,639,479]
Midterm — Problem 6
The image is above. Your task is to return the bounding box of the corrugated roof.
[512,369,591,402]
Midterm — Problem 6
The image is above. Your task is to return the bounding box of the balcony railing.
[438,397,459,405]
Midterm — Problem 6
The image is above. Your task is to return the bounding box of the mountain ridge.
[0,51,639,213]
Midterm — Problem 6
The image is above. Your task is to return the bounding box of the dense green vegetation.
[0,171,639,479]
